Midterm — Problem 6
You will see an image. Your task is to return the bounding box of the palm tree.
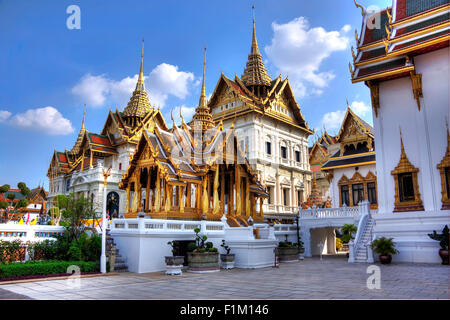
[341,224,357,243]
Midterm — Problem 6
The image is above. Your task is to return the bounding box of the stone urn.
[165,256,185,275]
[187,252,219,273]
[220,254,235,269]
[277,247,299,262]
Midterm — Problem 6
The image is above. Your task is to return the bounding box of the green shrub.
[371,237,399,256]
[278,241,294,248]
[0,260,99,279]
[187,242,197,252]
[208,248,218,253]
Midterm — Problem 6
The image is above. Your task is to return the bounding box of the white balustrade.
[0,224,65,242]
[111,218,224,234]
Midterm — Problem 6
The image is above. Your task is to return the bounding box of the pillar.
[145,167,150,212]
[179,186,184,214]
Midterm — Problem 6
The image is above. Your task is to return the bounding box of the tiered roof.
[351,0,449,84]
[241,6,272,87]
[321,107,376,171]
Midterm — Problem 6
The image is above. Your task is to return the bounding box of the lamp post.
[101,166,112,274]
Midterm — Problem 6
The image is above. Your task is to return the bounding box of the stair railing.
[348,200,371,263]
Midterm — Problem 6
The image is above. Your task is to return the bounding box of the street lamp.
[101,166,112,274]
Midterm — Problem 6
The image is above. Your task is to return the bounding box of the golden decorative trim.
[392,4,450,28]
[437,120,450,209]
[368,81,380,117]
[321,161,376,171]
[352,65,415,83]
[391,132,424,212]
[410,72,423,111]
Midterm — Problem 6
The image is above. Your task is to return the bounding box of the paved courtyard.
[0,256,448,300]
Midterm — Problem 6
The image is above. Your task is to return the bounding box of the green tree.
[0,184,10,193]
[53,194,69,209]
[7,193,15,203]
[61,193,95,241]
[17,182,30,197]
[15,199,28,209]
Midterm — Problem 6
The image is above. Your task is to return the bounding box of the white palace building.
[349,0,450,263]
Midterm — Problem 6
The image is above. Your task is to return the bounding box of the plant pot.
[298,248,305,260]
[379,255,392,264]
[165,256,184,275]
[187,252,219,273]
[220,254,235,269]
[439,249,449,265]
[277,247,299,262]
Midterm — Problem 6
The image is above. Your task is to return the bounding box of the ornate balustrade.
[111,218,225,234]
[299,205,360,219]
[0,224,64,242]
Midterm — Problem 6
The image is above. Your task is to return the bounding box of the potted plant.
[336,237,343,252]
[187,228,219,273]
[297,240,305,260]
[371,237,399,264]
[220,240,235,269]
[428,225,449,265]
[165,241,185,275]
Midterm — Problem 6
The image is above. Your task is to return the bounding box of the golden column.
[212,165,220,215]
[202,176,209,216]
[179,186,185,214]
[154,170,161,212]
[235,165,241,216]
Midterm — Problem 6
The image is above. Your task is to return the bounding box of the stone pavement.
[0,256,448,300]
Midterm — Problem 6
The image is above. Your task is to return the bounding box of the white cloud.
[341,24,352,33]
[265,17,350,98]
[321,109,347,132]
[71,74,111,107]
[6,107,74,135]
[349,101,371,117]
[0,110,11,122]
[71,63,196,109]
[318,100,372,134]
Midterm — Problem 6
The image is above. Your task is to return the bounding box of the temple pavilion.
[119,48,269,224]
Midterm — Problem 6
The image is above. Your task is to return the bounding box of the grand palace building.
[46,8,313,223]
[208,8,313,222]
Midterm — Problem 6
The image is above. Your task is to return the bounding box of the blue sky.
[0,0,391,189]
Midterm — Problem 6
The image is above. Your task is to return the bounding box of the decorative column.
[186,183,191,208]
[145,168,150,212]
[259,197,264,219]
[235,165,241,216]
[245,178,250,218]
[220,166,225,215]
[229,172,234,215]
[101,166,111,274]
[179,185,185,214]
[202,176,209,216]
[136,169,142,212]
[164,182,171,213]
[154,171,161,212]
[212,166,220,215]
[125,186,130,213]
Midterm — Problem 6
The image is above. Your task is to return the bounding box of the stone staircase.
[354,217,374,263]
[106,230,129,272]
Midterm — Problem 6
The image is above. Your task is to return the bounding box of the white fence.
[0,224,65,242]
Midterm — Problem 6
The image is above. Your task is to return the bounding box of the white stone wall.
[375,47,449,213]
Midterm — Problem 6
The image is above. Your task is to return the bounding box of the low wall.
[0,224,64,242]
[373,210,450,263]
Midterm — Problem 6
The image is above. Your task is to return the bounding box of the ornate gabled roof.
[350,0,449,84]
[241,6,271,87]
[336,106,374,142]
[122,39,153,120]
[70,106,86,155]
[191,47,215,132]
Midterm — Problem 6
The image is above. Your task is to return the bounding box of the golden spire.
[241,5,271,88]
[199,46,207,107]
[81,104,86,131]
[192,46,214,132]
[136,38,145,91]
[251,5,260,55]
[122,38,152,124]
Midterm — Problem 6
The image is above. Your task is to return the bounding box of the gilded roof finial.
[136,38,145,91]
[179,106,185,124]
[81,104,86,131]
[171,109,176,129]
[355,29,360,45]
[353,0,366,16]
[399,127,406,155]
[199,46,207,107]
[251,5,260,55]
